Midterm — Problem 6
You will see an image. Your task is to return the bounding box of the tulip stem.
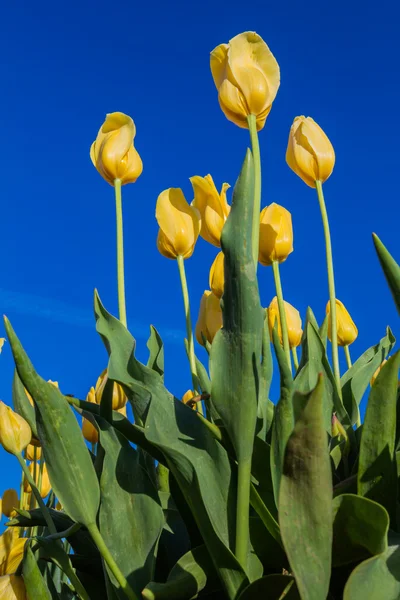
[16,452,57,535]
[272,261,292,372]
[87,522,139,600]
[315,180,341,390]
[114,178,127,328]
[291,347,299,371]
[177,255,202,411]
[235,457,252,571]
[247,114,261,270]
[344,345,352,370]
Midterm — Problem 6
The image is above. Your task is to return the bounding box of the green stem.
[315,180,341,389]
[291,346,299,371]
[87,522,138,600]
[247,114,262,270]
[344,345,352,370]
[114,178,127,328]
[272,261,292,371]
[16,453,57,535]
[235,457,252,570]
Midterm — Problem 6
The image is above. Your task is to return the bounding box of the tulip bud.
[182,390,197,410]
[95,371,127,411]
[1,490,19,518]
[268,297,302,348]
[259,203,293,266]
[24,462,51,498]
[0,402,31,455]
[331,414,347,440]
[90,112,143,186]
[370,359,388,387]
[25,443,41,461]
[326,300,358,347]
[195,291,223,346]
[286,116,335,188]
[190,175,230,247]
[209,252,225,298]
[210,32,280,131]
[0,575,27,599]
[156,188,201,259]
[82,387,99,445]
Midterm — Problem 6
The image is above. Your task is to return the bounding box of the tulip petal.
[156,188,200,257]
[205,292,223,342]
[191,176,229,247]
[195,291,211,345]
[210,43,229,89]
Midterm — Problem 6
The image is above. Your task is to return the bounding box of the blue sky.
[0,0,398,502]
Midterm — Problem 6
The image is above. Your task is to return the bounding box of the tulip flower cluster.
[0,27,398,600]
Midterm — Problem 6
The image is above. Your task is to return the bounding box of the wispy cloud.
[0,287,184,343]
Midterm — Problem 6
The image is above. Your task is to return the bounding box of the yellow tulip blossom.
[259,203,293,266]
[326,300,358,347]
[268,297,303,348]
[82,387,99,445]
[370,359,388,387]
[209,252,225,298]
[190,175,230,247]
[90,112,143,186]
[156,188,201,259]
[24,463,51,499]
[0,575,27,599]
[0,529,27,576]
[210,31,280,131]
[182,390,197,410]
[286,116,335,188]
[95,370,127,411]
[1,490,18,518]
[0,402,31,455]
[25,443,41,461]
[195,290,223,346]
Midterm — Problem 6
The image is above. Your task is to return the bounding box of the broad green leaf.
[143,545,218,600]
[358,351,400,526]
[373,233,400,313]
[13,369,38,439]
[279,376,332,600]
[257,313,274,440]
[4,317,100,528]
[343,544,400,600]
[210,149,263,462]
[23,545,53,600]
[332,494,389,566]
[147,325,164,379]
[237,574,299,600]
[341,328,395,425]
[96,416,164,598]
[94,293,248,600]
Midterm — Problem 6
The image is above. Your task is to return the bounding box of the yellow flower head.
[195,290,223,346]
[95,370,127,411]
[190,175,230,247]
[268,297,303,348]
[156,188,201,259]
[286,116,335,188]
[370,359,388,387]
[25,443,41,461]
[90,112,143,186]
[1,490,19,519]
[182,390,197,410]
[0,529,27,576]
[24,463,51,499]
[259,203,293,266]
[82,386,99,445]
[209,252,225,298]
[0,402,31,455]
[326,300,358,347]
[210,31,280,131]
[0,575,27,599]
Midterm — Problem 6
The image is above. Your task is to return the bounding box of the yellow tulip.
[326,300,358,347]
[24,463,51,499]
[95,370,127,411]
[0,575,27,599]
[190,175,230,247]
[210,31,280,131]
[1,490,18,518]
[25,443,41,461]
[82,386,99,445]
[0,339,5,352]
[0,402,31,455]
[286,116,335,188]
[90,112,143,186]
[370,359,388,387]
[268,297,303,348]
[156,188,201,259]
[209,252,225,298]
[259,203,293,266]
[182,390,197,410]
[0,529,27,576]
[195,291,223,346]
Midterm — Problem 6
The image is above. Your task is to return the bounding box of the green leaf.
[237,574,299,600]
[343,544,400,600]
[358,351,400,526]
[279,376,332,600]
[12,369,38,440]
[249,517,287,572]
[94,293,248,600]
[209,149,263,462]
[257,313,274,440]
[147,325,164,379]
[373,233,400,314]
[4,317,100,528]
[96,416,164,598]
[332,494,389,566]
[23,545,54,600]
[143,545,218,600]
[341,327,396,426]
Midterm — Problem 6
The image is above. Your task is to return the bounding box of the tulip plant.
[0,30,399,600]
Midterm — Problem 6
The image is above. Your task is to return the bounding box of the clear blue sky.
[0,0,398,500]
